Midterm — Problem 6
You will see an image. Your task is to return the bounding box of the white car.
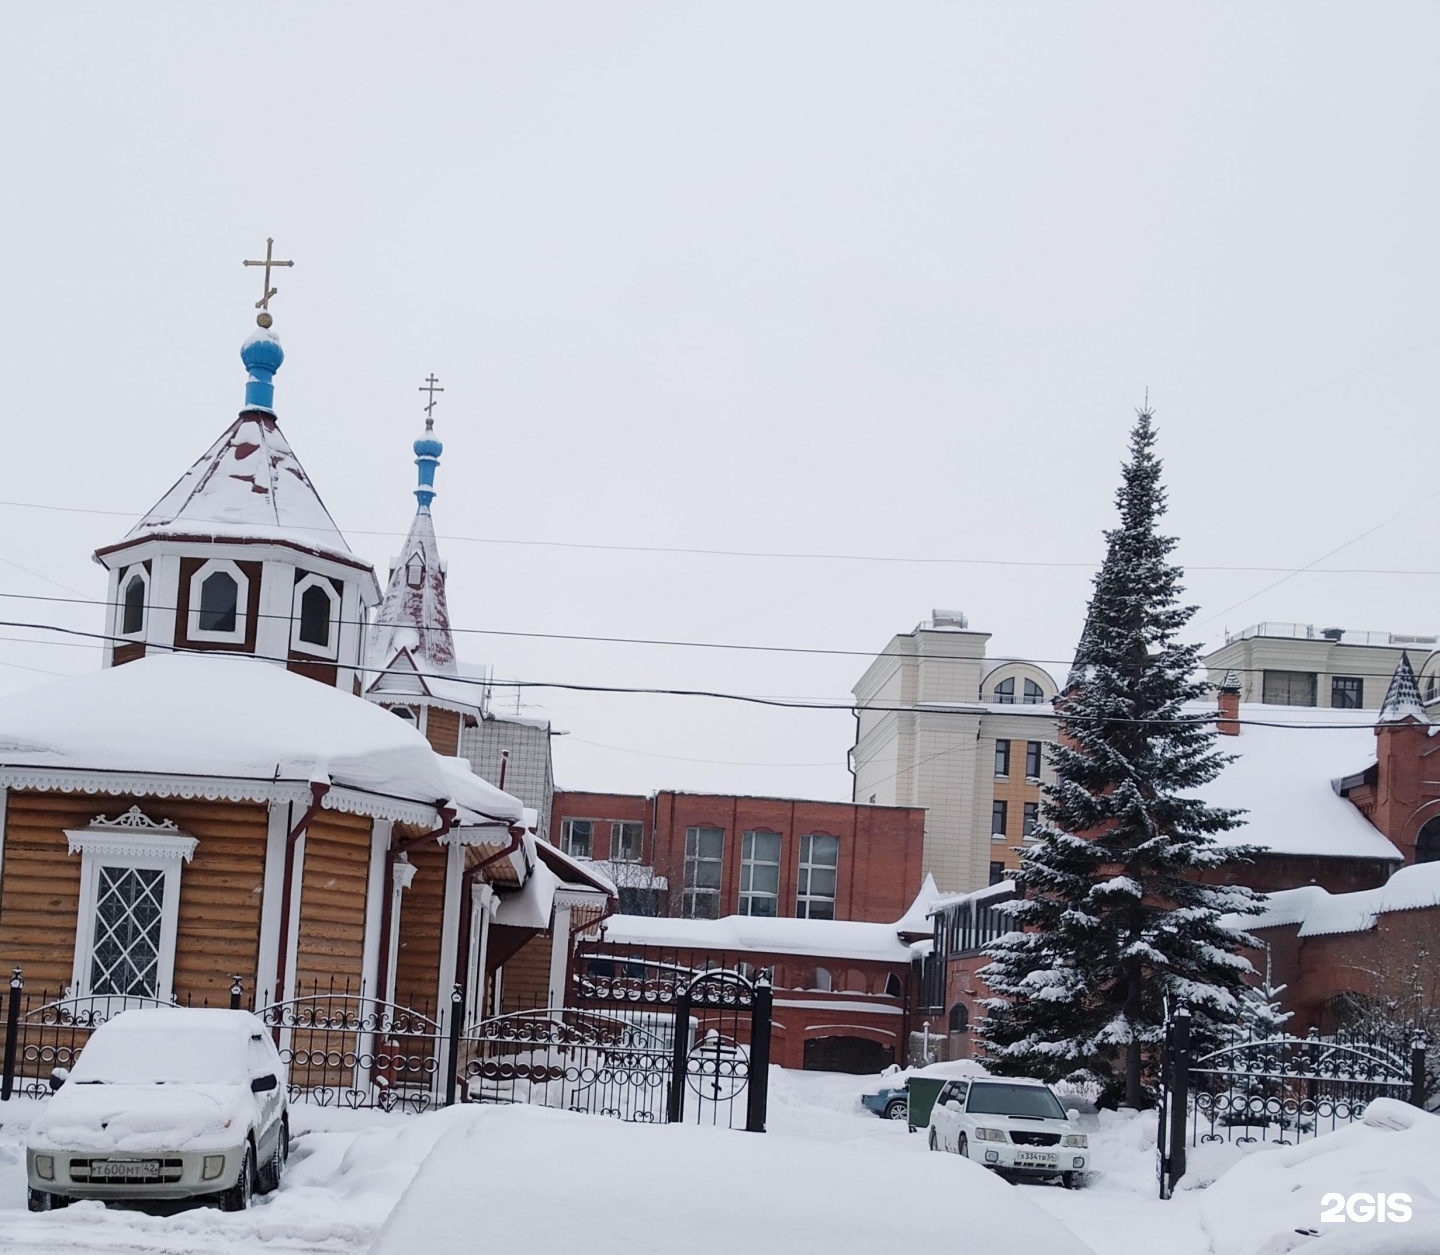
[927,1076,1089,1188]
[26,1008,289,1212]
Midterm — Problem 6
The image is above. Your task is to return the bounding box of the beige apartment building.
[1202,622,1439,710]
[849,611,1059,893]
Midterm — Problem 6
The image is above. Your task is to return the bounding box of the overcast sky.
[3,4,1438,802]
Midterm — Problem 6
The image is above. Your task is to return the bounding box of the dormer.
[93,324,381,689]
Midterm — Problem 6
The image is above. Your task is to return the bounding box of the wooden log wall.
[392,841,448,1014]
[292,809,373,994]
[499,932,552,1013]
[0,790,269,1005]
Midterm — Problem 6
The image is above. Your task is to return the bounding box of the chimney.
[1216,670,1241,736]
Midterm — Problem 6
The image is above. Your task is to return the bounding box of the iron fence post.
[230,975,243,1011]
[1411,1031,1428,1109]
[444,983,463,1107]
[667,986,691,1124]
[1155,1019,1170,1199]
[745,974,772,1133]
[1165,1008,1190,1197]
[2,967,22,1101]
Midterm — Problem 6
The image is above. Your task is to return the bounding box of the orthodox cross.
[242,237,295,327]
[419,374,444,428]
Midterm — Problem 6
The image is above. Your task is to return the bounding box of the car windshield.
[965,1082,1067,1119]
[69,1029,249,1085]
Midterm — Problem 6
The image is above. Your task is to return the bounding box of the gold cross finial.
[419,374,444,430]
[242,237,295,328]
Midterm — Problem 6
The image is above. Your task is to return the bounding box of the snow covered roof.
[601,880,936,962]
[533,839,618,897]
[0,654,524,826]
[930,878,1017,915]
[1199,704,1401,862]
[102,412,365,572]
[366,508,458,677]
[1245,862,1440,937]
[1379,653,1426,725]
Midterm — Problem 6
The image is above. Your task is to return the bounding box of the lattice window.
[66,811,196,1000]
[89,867,166,997]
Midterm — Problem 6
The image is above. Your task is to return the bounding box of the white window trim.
[796,833,839,918]
[738,830,781,916]
[118,564,149,639]
[609,820,644,864]
[66,808,197,1001]
[561,818,596,860]
[187,558,250,644]
[290,573,342,659]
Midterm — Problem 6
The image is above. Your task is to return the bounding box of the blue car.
[861,1081,910,1121]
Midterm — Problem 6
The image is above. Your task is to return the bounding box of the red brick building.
[550,791,926,924]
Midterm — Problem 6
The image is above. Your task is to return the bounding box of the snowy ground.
[0,1074,1435,1253]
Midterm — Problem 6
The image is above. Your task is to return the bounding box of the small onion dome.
[413,434,444,459]
[241,329,285,374]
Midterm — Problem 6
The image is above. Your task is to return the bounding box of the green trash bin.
[907,1075,945,1133]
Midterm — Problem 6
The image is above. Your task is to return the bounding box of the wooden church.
[0,253,580,1091]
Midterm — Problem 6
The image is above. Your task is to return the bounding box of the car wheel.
[883,1099,908,1122]
[260,1119,289,1194]
[956,1133,969,1160]
[928,1127,939,1152]
[1062,1171,1084,1190]
[27,1188,52,1212]
[220,1143,255,1212]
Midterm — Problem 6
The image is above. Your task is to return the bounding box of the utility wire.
[0,588,1433,680]
[0,616,1406,732]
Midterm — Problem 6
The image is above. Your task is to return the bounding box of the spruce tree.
[979,409,1260,1108]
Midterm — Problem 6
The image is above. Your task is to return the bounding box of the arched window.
[1023,678,1045,704]
[121,571,146,636]
[1417,816,1440,864]
[885,972,903,998]
[187,559,249,643]
[198,572,238,633]
[994,677,1015,704]
[949,1002,970,1033]
[812,967,832,992]
[299,583,332,647]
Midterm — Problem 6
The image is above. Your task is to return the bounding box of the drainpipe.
[272,778,332,1009]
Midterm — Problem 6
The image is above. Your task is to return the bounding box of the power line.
[0,615,1405,732]
[0,587,1434,680]
[0,494,1437,577]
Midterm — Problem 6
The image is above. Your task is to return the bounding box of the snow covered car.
[26,1008,289,1212]
[927,1076,1088,1187]
[860,1081,909,1121]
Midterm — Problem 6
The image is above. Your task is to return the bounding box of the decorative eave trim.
[393,855,419,891]
[0,767,441,828]
[554,886,609,909]
[66,826,198,863]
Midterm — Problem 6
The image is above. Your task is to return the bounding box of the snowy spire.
[365,394,457,677]
[1379,652,1427,725]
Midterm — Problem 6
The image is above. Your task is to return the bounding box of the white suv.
[927,1076,1088,1188]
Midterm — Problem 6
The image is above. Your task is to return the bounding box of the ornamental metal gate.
[457,960,772,1131]
[1157,1009,1427,1198]
[1,962,773,1132]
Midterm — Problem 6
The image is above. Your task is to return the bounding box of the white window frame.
[738,830,781,917]
[682,826,725,919]
[66,808,198,1001]
[795,832,838,920]
[561,818,595,859]
[609,820,643,863]
[290,572,342,659]
[187,557,250,644]
[118,564,149,639]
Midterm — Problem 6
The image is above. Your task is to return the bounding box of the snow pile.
[368,1104,1098,1255]
[1249,863,1440,938]
[1199,705,1399,862]
[0,654,524,824]
[1197,1100,1440,1254]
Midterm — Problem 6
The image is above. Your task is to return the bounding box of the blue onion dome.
[241,329,285,374]
[413,434,444,459]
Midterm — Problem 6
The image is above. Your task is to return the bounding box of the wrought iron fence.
[1,961,774,1132]
[258,978,448,1114]
[1157,1008,1427,1198]
[0,967,219,1100]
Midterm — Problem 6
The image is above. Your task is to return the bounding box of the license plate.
[91,1160,159,1179]
[1015,1151,1057,1164]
